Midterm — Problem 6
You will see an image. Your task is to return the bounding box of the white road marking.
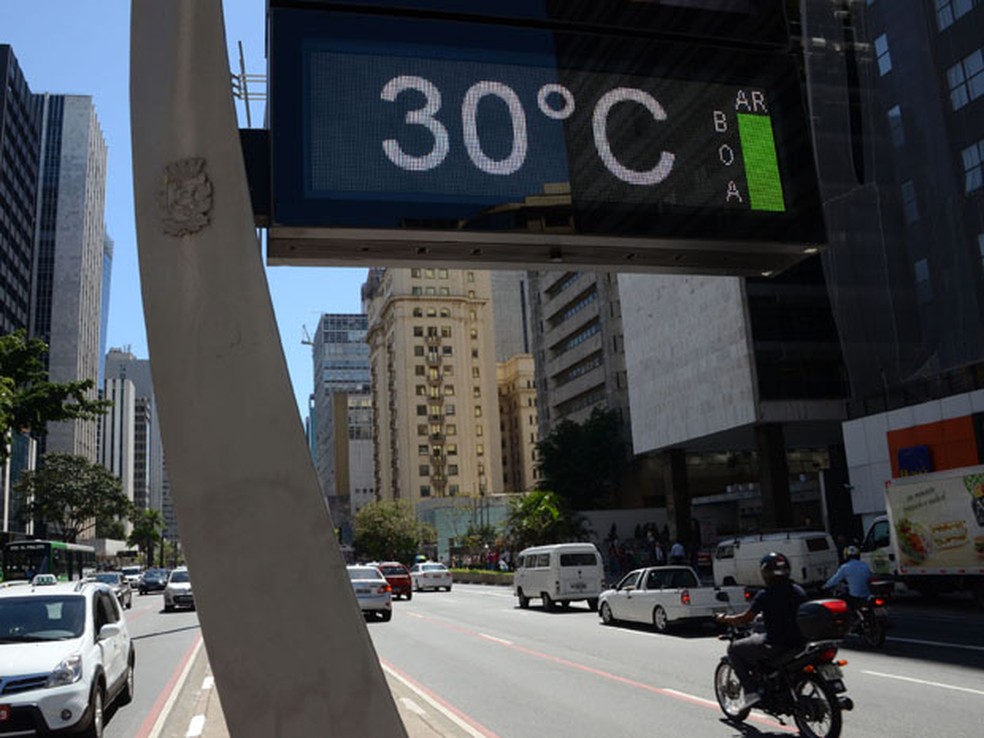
[479,633,513,646]
[185,715,206,737]
[888,636,984,652]
[383,664,489,738]
[201,676,214,690]
[399,697,428,716]
[661,688,718,708]
[862,670,984,696]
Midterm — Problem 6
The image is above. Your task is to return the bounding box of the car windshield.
[380,566,407,576]
[169,570,190,583]
[0,595,86,642]
[348,567,383,581]
[422,564,447,572]
[93,573,122,585]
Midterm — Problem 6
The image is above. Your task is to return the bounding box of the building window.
[948,49,984,110]
[901,180,919,223]
[441,326,451,337]
[425,286,436,295]
[477,444,484,456]
[936,0,975,31]
[447,424,457,435]
[471,348,479,359]
[417,405,427,416]
[914,258,933,304]
[439,287,450,296]
[419,465,430,476]
[438,268,448,278]
[476,425,483,436]
[469,310,477,321]
[472,367,480,378]
[415,365,425,376]
[412,307,423,317]
[470,328,478,340]
[424,268,434,278]
[440,308,450,317]
[445,404,456,415]
[418,445,429,456]
[447,444,458,455]
[448,484,459,495]
[416,385,427,396]
[962,139,984,192]
[420,485,431,497]
[444,385,455,396]
[427,307,437,317]
[468,290,476,298]
[411,268,421,277]
[448,464,459,476]
[473,386,481,397]
[474,406,483,417]
[417,424,428,436]
[874,34,892,76]
[414,346,424,356]
[412,286,422,296]
[886,105,904,147]
[442,345,453,355]
[467,271,475,282]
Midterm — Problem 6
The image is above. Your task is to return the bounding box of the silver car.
[346,565,392,622]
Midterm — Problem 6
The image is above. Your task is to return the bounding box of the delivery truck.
[860,464,984,608]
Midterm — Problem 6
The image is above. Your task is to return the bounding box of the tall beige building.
[363,267,503,509]
[497,354,539,493]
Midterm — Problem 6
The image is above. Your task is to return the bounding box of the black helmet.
[759,552,791,585]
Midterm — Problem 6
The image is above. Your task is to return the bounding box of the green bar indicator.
[737,113,786,212]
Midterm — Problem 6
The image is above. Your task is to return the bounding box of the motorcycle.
[847,594,888,648]
[828,580,891,649]
[714,599,854,738]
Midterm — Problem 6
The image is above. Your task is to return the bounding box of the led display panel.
[267,4,826,273]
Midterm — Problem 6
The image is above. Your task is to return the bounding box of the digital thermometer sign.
[267,6,826,274]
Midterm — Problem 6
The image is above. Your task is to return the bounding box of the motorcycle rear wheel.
[793,674,842,738]
[860,617,886,648]
[714,659,751,723]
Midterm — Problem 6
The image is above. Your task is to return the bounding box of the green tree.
[504,490,581,551]
[0,330,111,465]
[15,453,132,542]
[536,407,626,510]
[353,500,422,563]
[128,508,165,567]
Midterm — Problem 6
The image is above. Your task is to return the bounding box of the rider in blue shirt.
[824,545,873,607]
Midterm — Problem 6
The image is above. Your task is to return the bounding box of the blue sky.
[0,1,367,418]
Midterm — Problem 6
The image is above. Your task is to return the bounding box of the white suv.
[0,577,135,736]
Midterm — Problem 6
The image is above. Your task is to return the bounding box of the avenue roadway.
[106,584,983,738]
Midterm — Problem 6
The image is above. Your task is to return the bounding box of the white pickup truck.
[598,565,746,633]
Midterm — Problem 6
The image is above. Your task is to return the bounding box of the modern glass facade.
[0,45,41,336]
[803,1,984,412]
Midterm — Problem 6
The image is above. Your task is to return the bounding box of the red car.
[376,562,413,600]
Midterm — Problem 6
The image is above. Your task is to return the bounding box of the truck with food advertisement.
[859,464,984,608]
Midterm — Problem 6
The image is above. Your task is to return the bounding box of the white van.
[712,531,839,591]
[513,542,606,611]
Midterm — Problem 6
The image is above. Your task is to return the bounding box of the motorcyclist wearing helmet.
[715,552,807,708]
[824,545,873,608]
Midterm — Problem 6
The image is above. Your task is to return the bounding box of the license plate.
[570,581,586,591]
[819,664,843,680]
[873,607,887,617]
[0,705,9,722]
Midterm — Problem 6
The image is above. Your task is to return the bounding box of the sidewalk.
[157,643,475,738]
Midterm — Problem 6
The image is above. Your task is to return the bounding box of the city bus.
[1,539,97,582]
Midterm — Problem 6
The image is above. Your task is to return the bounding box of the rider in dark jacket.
[715,552,807,708]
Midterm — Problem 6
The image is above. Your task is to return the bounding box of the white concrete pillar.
[129,2,407,735]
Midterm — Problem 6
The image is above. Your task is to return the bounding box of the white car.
[163,566,195,611]
[598,566,745,633]
[346,565,392,622]
[0,577,135,736]
[409,562,453,592]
